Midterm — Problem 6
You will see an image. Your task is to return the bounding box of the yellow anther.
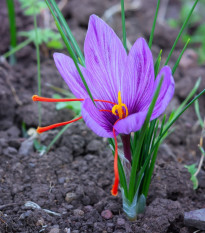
[112,91,128,119]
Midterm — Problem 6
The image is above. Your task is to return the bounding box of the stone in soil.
[101,209,113,220]
[184,208,205,230]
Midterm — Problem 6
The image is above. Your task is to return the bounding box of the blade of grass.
[6,0,17,65]
[46,114,81,153]
[33,12,42,126]
[142,114,166,197]
[154,49,162,77]
[165,0,199,65]
[194,99,204,128]
[120,0,127,52]
[149,0,160,48]
[48,0,85,66]
[45,0,95,105]
[172,38,190,75]
[171,78,201,119]
[3,38,32,58]
[152,89,205,154]
[128,76,164,202]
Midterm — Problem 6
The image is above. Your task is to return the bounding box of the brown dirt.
[0,0,205,232]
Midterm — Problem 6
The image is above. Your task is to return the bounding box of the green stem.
[46,114,81,153]
[142,142,160,197]
[172,38,190,75]
[49,0,85,66]
[120,0,127,52]
[149,0,160,49]
[6,0,17,65]
[45,0,95,105]
[3,38,32,58]
[152,89,205,155]
[128,77,164,202]
[34,14,41,126]
[165,0,198,65]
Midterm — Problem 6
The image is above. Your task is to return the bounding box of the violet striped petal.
[82,98,115,138]
[114,111,148,135]
[84,14,127,103]
[121,38,155,114]
[53,53,89,99]
[151,66,175,120]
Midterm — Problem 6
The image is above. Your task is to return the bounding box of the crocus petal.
[151,66,175,120]
[114,111,148,135]
[84,14,127,103]
[121,38,155,114]
[53,52,89,99]
[82,98,115,138]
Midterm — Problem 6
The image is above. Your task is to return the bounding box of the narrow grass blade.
[149,0,160,48]
[6,0,17,64]
[3,38,32,58]
[172,38,190,75]
[152,89,205,154]
[194,99,204,128]
[172,78,201,118]
[154,49,162,77]
[142,142,160,197]
[48,0,85,66]
[46,114,81,153]
[120,0,127,52]
[165,0,199,65]
[45,0,95,105]
[128,76,164,202]
[142,115,166,196]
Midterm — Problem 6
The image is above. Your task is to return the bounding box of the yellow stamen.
[112,91,128,119]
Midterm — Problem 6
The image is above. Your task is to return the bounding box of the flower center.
[112,91,128,119]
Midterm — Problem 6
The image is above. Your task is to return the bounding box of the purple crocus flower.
[33,14,175,196]
[53,15,175,138]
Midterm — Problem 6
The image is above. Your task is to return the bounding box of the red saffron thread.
[111,120,120,196]
[32,95,116,105]
[37,116,83,133]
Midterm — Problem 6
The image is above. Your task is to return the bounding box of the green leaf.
[128,76,164,202]
[52,94,81,115]
[185,164,198,190]
[34,139,47,155]
[165,0,199,66]
[149,0,160,48]
[194,99,204,128]
[46,40,64,49]
[19,28,62,46]
[167,19,179,28]
[19,0,47,15]
[120,0,127,52]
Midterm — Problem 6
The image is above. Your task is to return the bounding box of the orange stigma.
[112,91,128,119]
[32,95,118,134]
[32,95,116,105]
[36,117,83,133]
[111,121,120,196]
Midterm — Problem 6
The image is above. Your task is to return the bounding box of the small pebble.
[84,205,93,212]
[19,138,34,156]
[117,217,125,226]
[65,192,77,203]
[184,208,205,230]
[101,209,113,220]
[36,218,44,226]
[19,210,32,219]
[49,228,60,233]
[58,177,65,184]
[73,209,84,216]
